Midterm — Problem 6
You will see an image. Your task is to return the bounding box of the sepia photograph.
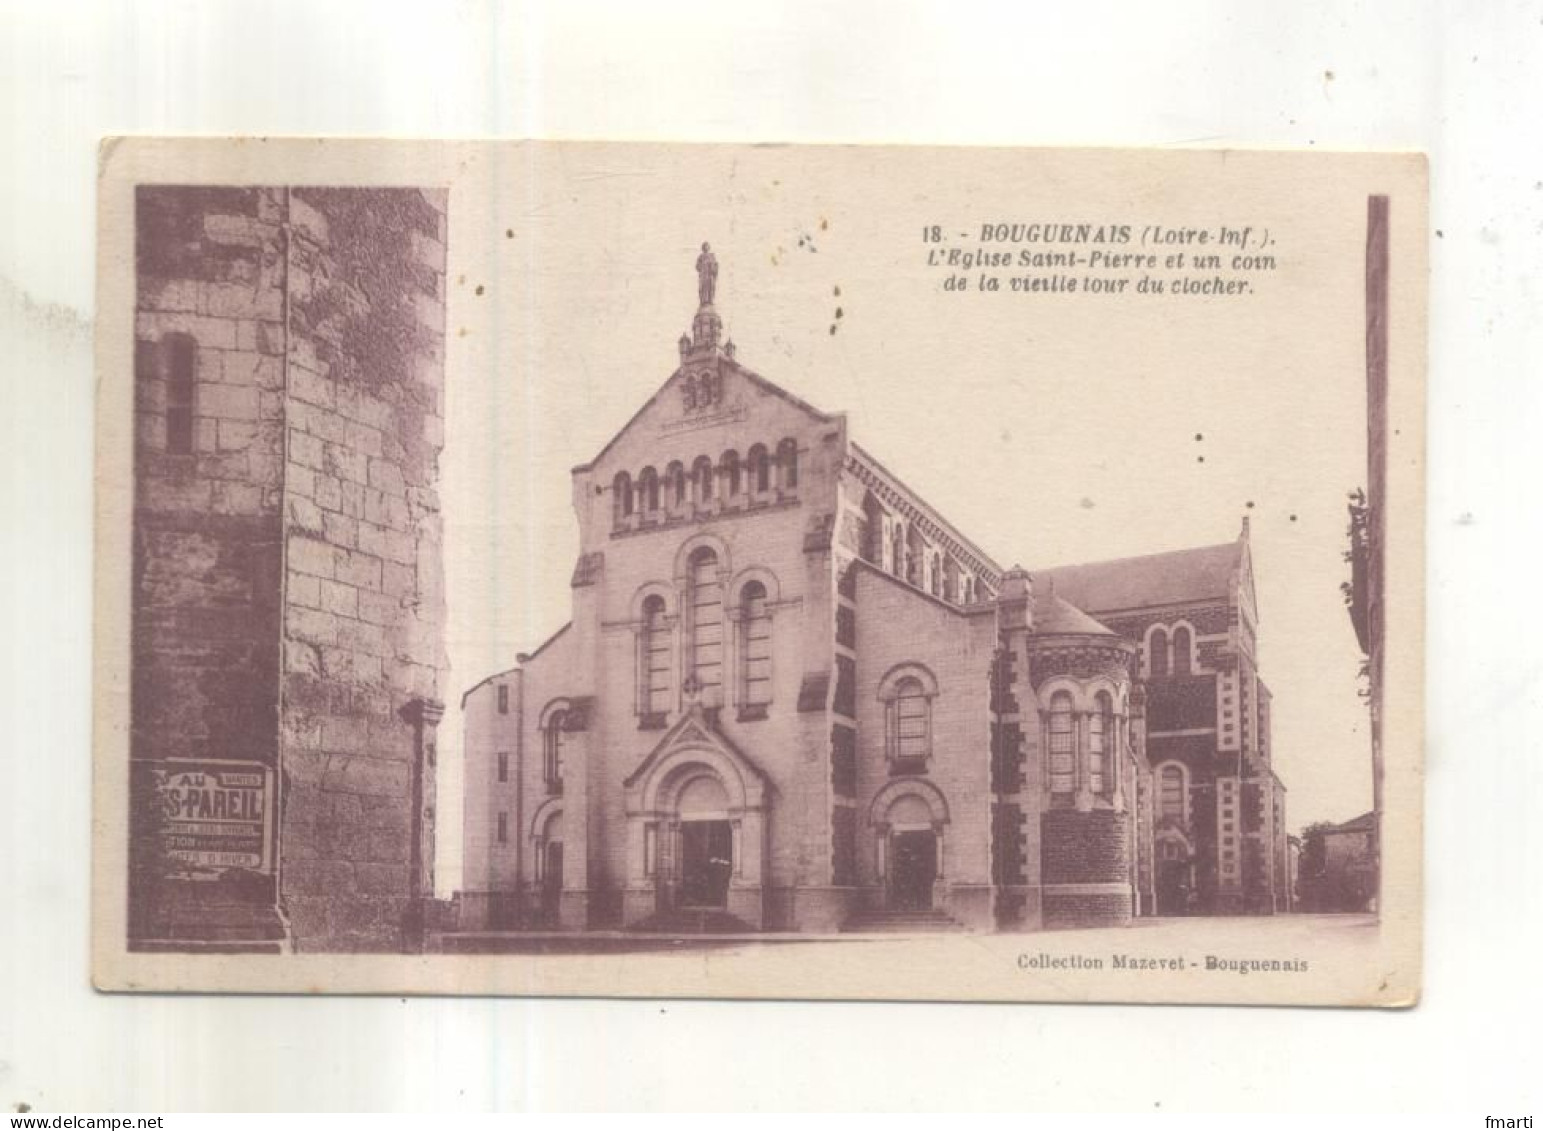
[93,139,1424,1005]
[14,0,1543,1117]
[10,0,1543,1117]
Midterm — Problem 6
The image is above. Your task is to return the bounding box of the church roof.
[1034,589,1116,636]
[457,621,572,707]
[570,241,837,476]
[1326,811,1377,835]
[848,441,1004,582]
[1032,539,1243,615]
[571,360,837,474]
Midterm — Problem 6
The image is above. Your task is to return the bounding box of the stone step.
[840,908,967,933]
[628,908,756,935]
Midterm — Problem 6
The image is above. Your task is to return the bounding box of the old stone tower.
[130,186,448,952]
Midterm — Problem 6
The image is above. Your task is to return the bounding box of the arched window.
[861,493,884,564]
[693,456,714,504]
[943,557,960,603]
[666,461,686,509]
[613,471,634,523]
[891,524,905,577]
[906,526,923,585]
[1172,626,1192,675]
[748,444,770,495]
[878,664,939,773]
[1048,692,1076,798]
[639,595,671,720]
[1149,627,1169,678]
[1090,691,1114,795]
[638,467,660,513]
[888,677,930,765]
[930,552,942,596]
[543,711,567,794]
[688,548,723,704]
[720,450,741,499]
[778,438,799,489]
[738,581,772,712]
[163,333,197,454]
[1158,764,1186,820]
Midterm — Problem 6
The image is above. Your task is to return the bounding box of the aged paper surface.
[94,138,1424,1004]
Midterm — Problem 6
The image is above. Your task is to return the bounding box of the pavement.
[431,912,1380,956]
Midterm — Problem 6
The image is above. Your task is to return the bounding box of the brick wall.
[831,805,857,886]
[1042,809,1130,884]
[1041,808,1132,926]
[991,802,1026,884]
[1146,674,1218,731]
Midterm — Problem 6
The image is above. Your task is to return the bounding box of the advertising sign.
[148,759,274,878]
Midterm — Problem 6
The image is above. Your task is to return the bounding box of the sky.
[431,144,1399,890]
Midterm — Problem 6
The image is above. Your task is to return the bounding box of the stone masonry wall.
[131,187,290,941]
[131,186,448,951]
[852,565,997,895]
[277,188,449,952]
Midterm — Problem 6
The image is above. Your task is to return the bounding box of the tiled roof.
[1327,811,1377,834]
[1034,590,1116,636]
[1033,540,1242,614]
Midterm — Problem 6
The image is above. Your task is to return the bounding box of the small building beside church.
[457,246,1291,934]
[1318,811,1378,912]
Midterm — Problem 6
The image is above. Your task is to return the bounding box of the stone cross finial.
[696,241,718,307]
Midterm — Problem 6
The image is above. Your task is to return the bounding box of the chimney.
[997,565,1033,635]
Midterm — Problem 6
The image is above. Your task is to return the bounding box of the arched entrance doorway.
[675,771,733,908]
[622,707,772,930]
[1155,833,1194,916]
[532,807,563,925]
[890,829,938,910]
[885,794,939,911]
[868,779,951,913]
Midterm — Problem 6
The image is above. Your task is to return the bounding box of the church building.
[457,245,1290,934]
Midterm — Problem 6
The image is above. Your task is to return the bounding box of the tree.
[1297,821,1334,912]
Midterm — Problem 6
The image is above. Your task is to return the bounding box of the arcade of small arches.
[1038,678,1132,808]
[611,437,800,532]
[1143,621,1199,678]
[857,490,994,607]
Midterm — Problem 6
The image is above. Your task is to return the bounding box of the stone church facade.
[458,247,1290,934]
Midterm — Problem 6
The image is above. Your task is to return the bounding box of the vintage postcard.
[93,139,1425,1004]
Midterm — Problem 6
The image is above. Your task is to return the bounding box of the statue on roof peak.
[696,241,718,307]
